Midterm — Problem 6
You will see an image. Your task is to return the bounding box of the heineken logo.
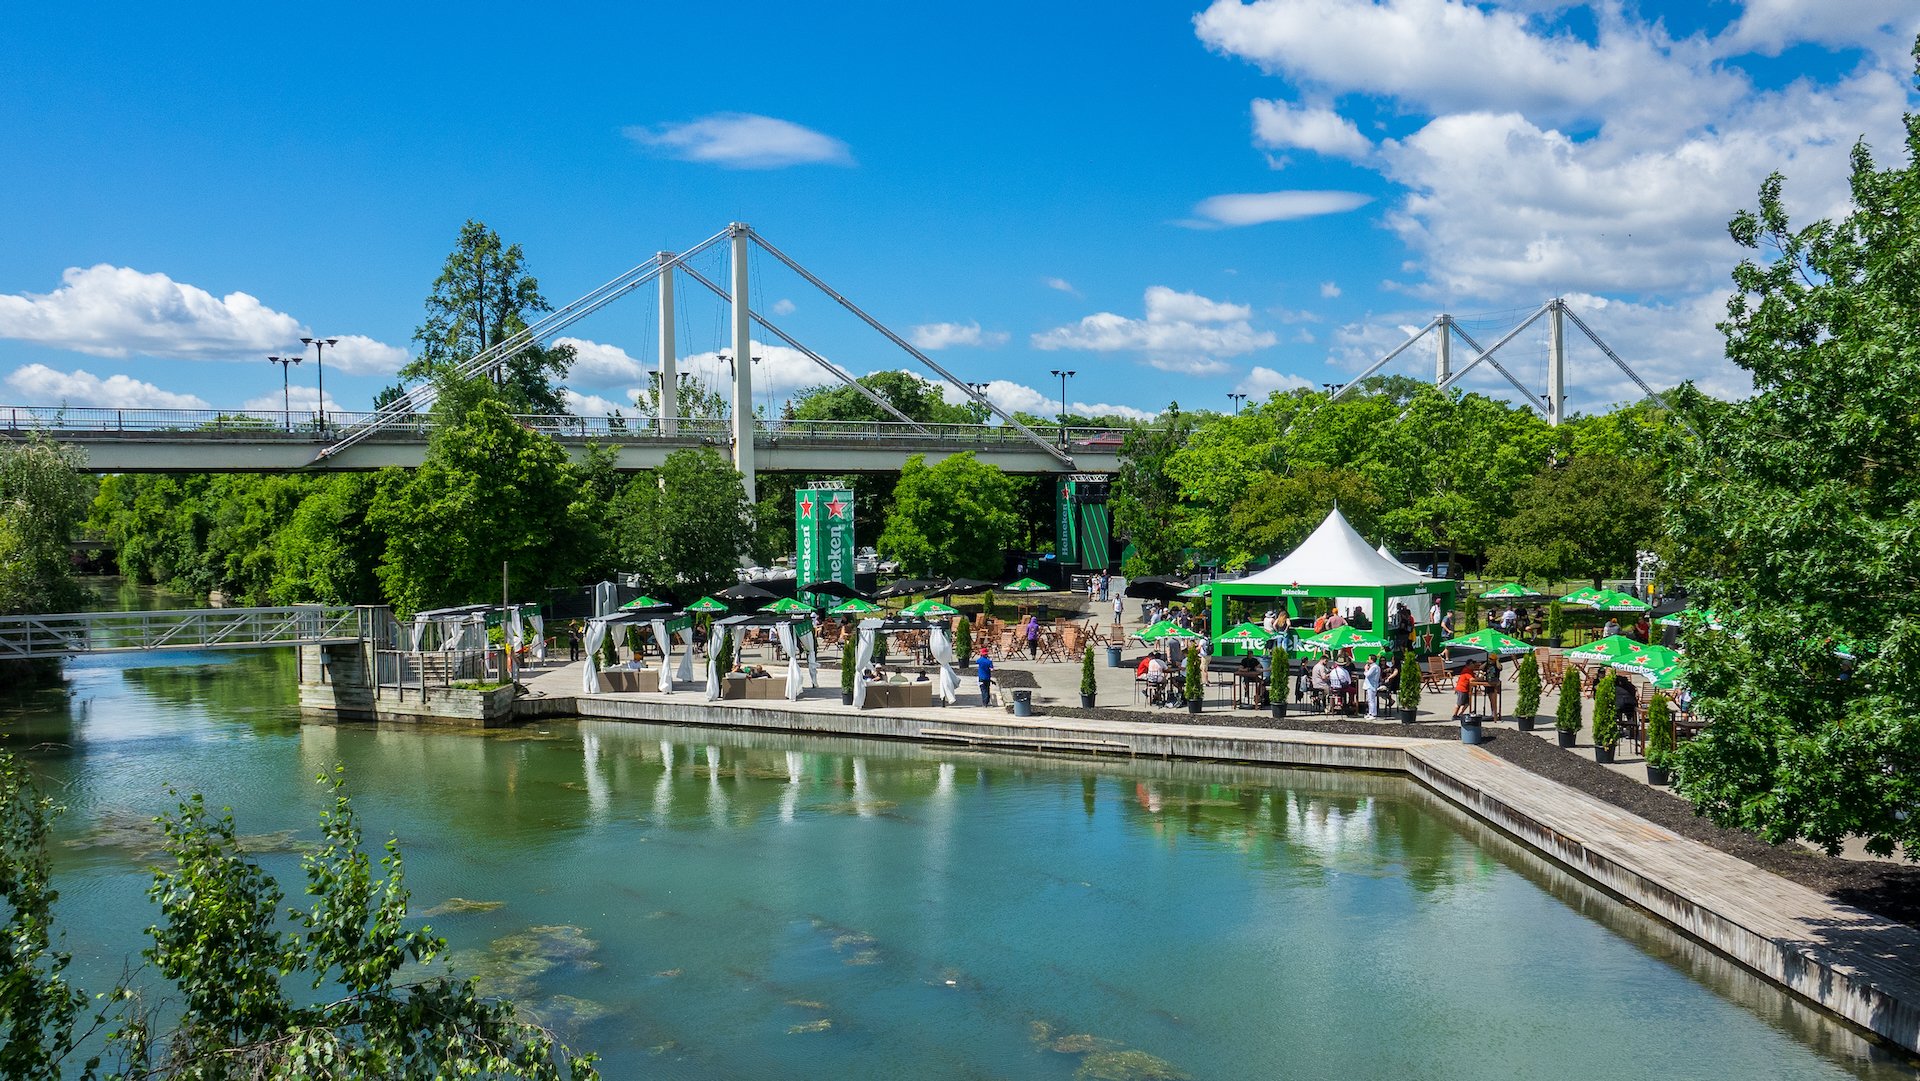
[799,498,814,519]
[826,496,848,518]
[1280,588,1309,596]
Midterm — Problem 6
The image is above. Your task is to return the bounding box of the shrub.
[1646,692,1676,769]
[840,634,855,694]
[1555,668,1582,733]
[1080,646,1096,698]
[1269,646,1285,707]
[983,590,997,618]
[954,617,972,660]
[1398,650,1421,712]
[624,624,642,657]
[598,630,618,670]
[1592,670,1619,748]
[715,630,734,675]
[1183,645,1203,705]
[1546,600,1565,644]
[1515,652,1542,718]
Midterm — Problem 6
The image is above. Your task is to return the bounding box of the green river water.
[3,585,1913,1079]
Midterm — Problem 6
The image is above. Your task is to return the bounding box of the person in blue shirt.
[975,647,994,706]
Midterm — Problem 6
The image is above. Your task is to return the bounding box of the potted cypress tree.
[599,631,619,671]
[1269,646,1287,719]
[1591,670,1619,764]
[983,590,997,619]
[1644,693,1676,785]
[839,636,855,705]
[1545,600,1564,646]
[954,617,972,663]
[1397,650,1421,723]
[1514,652,1542,731]
[1184,646,1203,713]
[1554,668,1581,748]
[714,630,733,678]
[1080,645,1097,708]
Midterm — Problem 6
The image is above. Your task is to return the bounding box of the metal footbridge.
[0,408,1125,475]
[0,605,361,660]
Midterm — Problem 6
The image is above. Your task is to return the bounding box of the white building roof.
[1234,508,1432,589]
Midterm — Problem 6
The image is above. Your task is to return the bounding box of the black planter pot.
[1080,694,1095,708]
[1187,700,1202,714]
[1399,707,1417,724]
[1594,746,1616,764]
[1645,764,1672,786]
[1516,714,1536,732]
[841,691,854,706]
[1556,729,1576,748]
[1271,700,1287,719]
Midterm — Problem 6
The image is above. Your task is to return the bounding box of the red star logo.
[799,498,814,519]
[826,497,848,518]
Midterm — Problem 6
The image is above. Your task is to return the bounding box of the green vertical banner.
[1056,478,1075,561]
[796,487,855,606]
[1075,501,1111,569]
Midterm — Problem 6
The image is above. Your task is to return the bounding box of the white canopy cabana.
[1210,508,1456,646]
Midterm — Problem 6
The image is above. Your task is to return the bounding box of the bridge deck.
[0,605,361,659]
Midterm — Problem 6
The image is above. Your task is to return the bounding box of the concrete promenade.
[514,652,1920,1057]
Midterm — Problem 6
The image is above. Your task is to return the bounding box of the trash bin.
[1012,689,1033,717]
[1460,716,1485,745]
[1106,645,1124,668]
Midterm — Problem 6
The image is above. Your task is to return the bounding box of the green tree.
[370,398,587,613]
[633,372,728,423]
[1555,669,1582,735]
[877,453,1019,579]
[1515,651,1542,720]
[1226,466,1380,569]
[1486,455,1661,586]
[0,435,89,616]
[270,475,386,605]
[612,449,751,596]
[405,220,575,415]
[1667,101,1920,858]
[1111,405,1195,574]
[786,371,984,425]
[1,754,102,1079]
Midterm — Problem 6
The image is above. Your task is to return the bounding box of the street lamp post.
[1227,392,1247,414]
[1048,369,1076,447]
[1320,381,1341,396]
[301,337,338,432]
[267,355,302,431]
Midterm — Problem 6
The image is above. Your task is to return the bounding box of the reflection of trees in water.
[117,650,298,725]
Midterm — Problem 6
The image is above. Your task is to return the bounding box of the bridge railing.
[0,406,1134,452]
[0,605,360,660]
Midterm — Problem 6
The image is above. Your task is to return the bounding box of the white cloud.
[770,298,797,316]
[908,321,1010,350]
[678,340,847,399]
[555,336,647,388]
[4,363,210,409]
[625,113,853,169]
[1715,0,1920,68]
[240,385,345,413]
[1043,277,1080,296]
[1237,366,1313,397]
[0,264,409,369]
[1319,281,1341,298]
[1033,286,1277,372]
[561,388,636,417]
[1252,99,1371,159]
[1185,191,1372,228]
[936,378,1157,421]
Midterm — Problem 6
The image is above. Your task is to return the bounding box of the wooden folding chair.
[1421,656,1448,693]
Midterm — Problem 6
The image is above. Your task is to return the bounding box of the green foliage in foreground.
[1398,651,1420,713]
[0,756,596,1079]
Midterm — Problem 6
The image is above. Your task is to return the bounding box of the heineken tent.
[1207,508,1455,655]
[582,609,697,695]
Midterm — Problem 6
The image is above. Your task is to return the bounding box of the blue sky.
[1,1,1915,422]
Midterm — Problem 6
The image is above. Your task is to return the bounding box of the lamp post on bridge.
[1227,392,1247,414]
[1049,369,1076,448]
[301,337,338,433]
[267,355,302,431]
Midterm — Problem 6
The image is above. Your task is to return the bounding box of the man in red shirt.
[1453,666,1475,720]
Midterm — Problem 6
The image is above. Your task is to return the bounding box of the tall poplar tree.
[405,221,574,415]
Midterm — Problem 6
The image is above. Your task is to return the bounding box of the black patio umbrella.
[715,583,778,607]
[798,580,868,601]
[937,578,997,595]
[1124,575,1190,601]
[873,579,939,600]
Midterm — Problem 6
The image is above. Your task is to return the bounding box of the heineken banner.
[1055,475,1112,570]
[796,487,855,606]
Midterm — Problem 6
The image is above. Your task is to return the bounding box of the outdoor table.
[1233,671,1267,708]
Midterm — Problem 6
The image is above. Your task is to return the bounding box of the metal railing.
[0,605,360,659]
[0,406,1134,450]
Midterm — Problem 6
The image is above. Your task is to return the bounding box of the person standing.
[1098,572,1110,602]
[975,647,994,706]
[1453,664,1475,720]
[1364,654,1384,718]
[1026,614,1041,659]
[1482,654,1503,721]
[1429,598,1442,627]
[1112,592,1124,626]
[568,622,583,662]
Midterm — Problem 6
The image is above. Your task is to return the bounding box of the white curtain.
[651,619,674,695]
[929,626,959,704]
[777,622,803,701]
[805,625,819,688]
[594,581,619,617]
[850,623,877,709]
[507,607,524,652]
[705,623,723,699]
[581,617,610,694]
[409,613,429,651]
[529,611,546,661]
[676,628,697,681]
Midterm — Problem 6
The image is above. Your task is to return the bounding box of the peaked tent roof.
[1233,509,1433,590]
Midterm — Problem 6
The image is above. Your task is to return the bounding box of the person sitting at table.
[1603,616,1621,638]
[1327,659,1354,713]
[1135,654,1153,678]
[1481,654,1503,719]
[1309,655,1333,710]
[1378,654,1399,710]
[1615,674,1639,726]
[1144,654,1170,703]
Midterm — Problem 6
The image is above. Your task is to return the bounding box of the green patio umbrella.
[900,598,961,619]
[1441,628,1534,656]
[1558,586,1609,607]
[1299,626,1385,654]
[619,595,670,610]
[1656,607,1719,628]
[684,596,730,614]
[1646,661,1688,690]
[826,597,885,616]
[1565,636,1677,674]
[1589,588,1650,613]
[1478,582,1543,601]
[758,597,816,616]
[1215,621,1274,647]
[1003,577,1051,592]
[1177,581,1221,598]
[1131,619,1179,642]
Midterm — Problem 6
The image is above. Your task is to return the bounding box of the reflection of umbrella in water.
[1123,575,1189,600]
[1003,577,1051,592]
[798,579,867,601]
